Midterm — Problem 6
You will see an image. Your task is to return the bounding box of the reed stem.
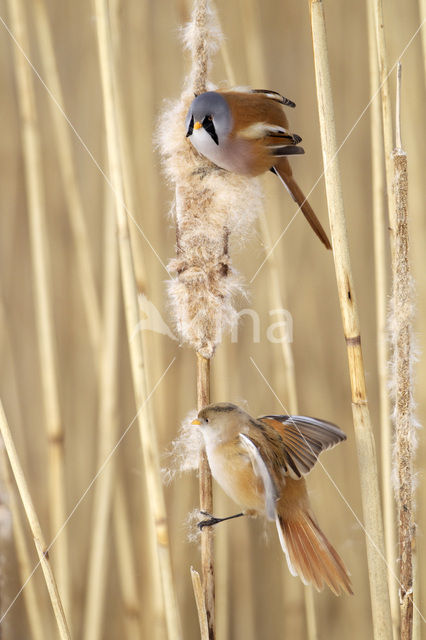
[373,0,396,254]
[8,0,69,617]
[309,2,392,638]
[197,353,215,638]
[0,400,70,638]
[113,480,141,639]
[0,450,45,640]
[93,1,182,638]
[82,183,120,640]
[32,0,102,358]
[367,3,399,636]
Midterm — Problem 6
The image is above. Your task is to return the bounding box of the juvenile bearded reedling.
[186,88,332,249]
[192,402,352,596]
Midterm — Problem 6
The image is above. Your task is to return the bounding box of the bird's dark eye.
[205,418,209,423]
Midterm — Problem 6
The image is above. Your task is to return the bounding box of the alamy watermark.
[132,295,293,344]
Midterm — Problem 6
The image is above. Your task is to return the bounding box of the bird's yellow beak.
[194,121,202,130]
[191,418,201,426]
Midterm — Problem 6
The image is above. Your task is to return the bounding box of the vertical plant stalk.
[309,2,392,639]
[420,0,426,86]
[82,189,120,640]
[93,2,182,639]
[191,567,210,640]
[0,450,44,640]
[113,480,141,640]
[392,64,414,640]
[0,401,70,638]
[8,0,69,617]
[367,3,399,636]
[373,0,396,253]
[32,0,102,357]
[192,2,215,637]
[197,353,214,637]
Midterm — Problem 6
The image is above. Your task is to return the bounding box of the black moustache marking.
[186,114,194,137]
[203,116,219,145]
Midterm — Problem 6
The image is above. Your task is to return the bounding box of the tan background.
[0,0,424,638]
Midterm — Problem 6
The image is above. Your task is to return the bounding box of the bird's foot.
[197,510,245,530]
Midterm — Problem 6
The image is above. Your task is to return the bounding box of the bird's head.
[185,91,231,146]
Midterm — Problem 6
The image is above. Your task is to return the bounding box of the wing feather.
[258,415,346,478]
[239,433,278,521]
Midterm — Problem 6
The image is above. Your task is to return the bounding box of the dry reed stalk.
[113,481,141,639]
[391,64,415,640]
[93,2,182,638]
[82,190,120,640]
[109,0,148,295]
[197,353,215,636]
[0,400,70,638]
[367,3,399,636]
[373,0,396,253]
[239,1,316,635]
[0,450,44,640]
[31,0,102,358]
[8,0,69,617]
[191,567,210,640]
[420,0,426,85]
[309,2,392,638]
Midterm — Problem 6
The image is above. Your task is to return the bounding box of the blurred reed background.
[0,0,424,638]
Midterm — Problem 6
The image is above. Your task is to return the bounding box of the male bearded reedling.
[185,89,332,250]
[192,402,353,596]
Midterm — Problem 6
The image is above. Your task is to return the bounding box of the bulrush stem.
[93,0,182,638]
[0,401,70,638]
[197,353,214,638]
[191,1,214,636]
[309,2,392,638]
[8,0,69,617]
[366,3,399,636]
[392,64,414,640]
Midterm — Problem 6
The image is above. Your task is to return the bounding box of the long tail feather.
[276,510,353,596]
[272,163,332,250]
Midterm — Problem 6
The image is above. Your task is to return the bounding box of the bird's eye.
[205,418,209,423]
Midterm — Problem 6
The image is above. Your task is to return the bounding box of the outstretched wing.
[257,415,346,479]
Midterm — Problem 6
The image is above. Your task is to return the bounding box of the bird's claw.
[197,512,220,530]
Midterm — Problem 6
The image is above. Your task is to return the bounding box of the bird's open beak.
[191,418,201,426]
[194,121,202,130]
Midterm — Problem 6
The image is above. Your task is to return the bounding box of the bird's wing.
[239,122,303,146]
[250,89,296,108]
[239,433,279,521]
[257,415,347,479]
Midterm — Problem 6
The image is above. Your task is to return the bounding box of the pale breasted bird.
[185,89,331,250]
[191,402,352,595]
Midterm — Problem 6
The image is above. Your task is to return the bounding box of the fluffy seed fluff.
[162,410,204,485]
[158,93,263,358]
[157,0,262,358]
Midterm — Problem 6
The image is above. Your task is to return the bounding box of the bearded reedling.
[192,402,352,595]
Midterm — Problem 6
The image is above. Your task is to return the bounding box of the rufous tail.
[276,509,353,595]
[273,161,332,250]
